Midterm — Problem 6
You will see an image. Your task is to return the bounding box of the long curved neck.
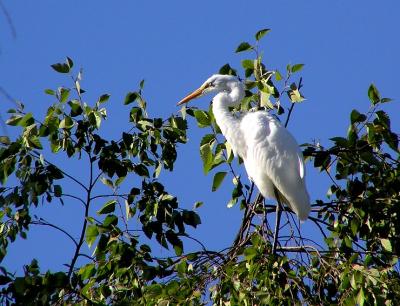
[212,89,246,158]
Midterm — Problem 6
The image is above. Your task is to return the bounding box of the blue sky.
[1,1,399,273]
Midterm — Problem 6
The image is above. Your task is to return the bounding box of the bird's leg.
[272,187,283,255]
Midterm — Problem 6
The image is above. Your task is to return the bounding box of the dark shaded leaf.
[54,185,62,197]
[182,210,201,228]
[98,94,110,104]
[124,92,139,105]
[235,42,253,53]
[350,109,366,124]
[255,28,271,41]
[219,63,237,76]
[368,84,380,105]
[51,62,70,74]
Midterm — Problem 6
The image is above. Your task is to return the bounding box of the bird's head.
[177,74,243,106]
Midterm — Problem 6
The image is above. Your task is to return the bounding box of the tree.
[0,29,399,305]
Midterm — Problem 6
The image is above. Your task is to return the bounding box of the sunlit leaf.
[291,64,304,73]
[97,200,117,215]
[85,225,98,248]
[193,110,211,128]
[381,239,392,252]
[212,171,227,192]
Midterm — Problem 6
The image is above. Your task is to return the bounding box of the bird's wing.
[241,112,310,220]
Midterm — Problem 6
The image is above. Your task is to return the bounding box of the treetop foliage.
[0,29,399,305]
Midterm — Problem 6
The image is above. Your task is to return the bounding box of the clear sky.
[1,1,399,273]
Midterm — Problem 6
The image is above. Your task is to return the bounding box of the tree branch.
[67,150,94,280]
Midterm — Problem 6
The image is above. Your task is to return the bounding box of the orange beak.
[177,85,206,106]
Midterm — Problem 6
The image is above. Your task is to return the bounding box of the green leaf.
[166,231,183,256]
[330,137,348,147]
[357,288,365,306]
[78,264,95,280]
[287,86,305,103]
[173,244,183,256]
[0,136,10,145]
[59,116,74,129]
[97,200,117,215]
[85,225,99,248]
[200,134,215,146]
[375,110,390,129]
[176,260,187,275]
[88,111,102,129]
[193,110,211,128]
[125,200,133,220]
[124,92,139,105]
[235,42,253,53]
[115,176,125,187]
[212,171,227,192]
[98,94,110,104]
[241,59,254,69]
[291,64,304,73]
[244,247,257,261]
[27,137,43,149]
[200,143,213,174]
[100,177,114,188]
[134,164,149,177]
[368,84,380,105]
[103,215,118,227]
[219,63,237,76]
[182,211,201,228]
[255,28,271,41]
[260,91,273,109]
[227,198,237,208]
[68,100,83,117]
[6,114,23,126]
[380,97,392,103]
[366,123,376,146]
[347,124,358,144]
[275,70,283,81]
[194,201,203,209]
[383,131,399,152]
[51,63,71,73]
[381,239,392,252]
[6,113,33,127]
[59,87,70,103]
[350,109,366,124]
[54,185,62,197]
[45,89,55,96]
[66,57,74,69]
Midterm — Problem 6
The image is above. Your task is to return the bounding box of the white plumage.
[178,74,310,221]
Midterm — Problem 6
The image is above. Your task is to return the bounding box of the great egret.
[178,74,310,221]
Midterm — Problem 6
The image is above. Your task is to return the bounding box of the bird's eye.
[208,82,214,88]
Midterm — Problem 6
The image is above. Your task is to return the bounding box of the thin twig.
[30,219,78,247]
[0,1,16,39]
[284,103,295,128]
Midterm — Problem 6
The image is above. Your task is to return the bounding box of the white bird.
[178,74,310,221]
